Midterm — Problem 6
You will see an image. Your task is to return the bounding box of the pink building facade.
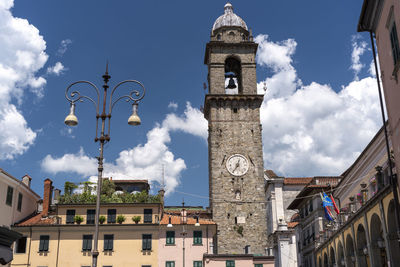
[358,0,400,186]
[158,213,216,267]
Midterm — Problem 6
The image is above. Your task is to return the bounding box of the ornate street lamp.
[64,64,146,267]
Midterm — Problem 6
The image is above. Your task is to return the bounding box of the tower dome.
[212,3,248,33]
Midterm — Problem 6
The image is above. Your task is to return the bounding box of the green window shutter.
[107,209,116,223]
[39,235,49,252]
[82,235,92,251]
[166,231,175,244]
[86,209,95,224]
[144,209,153,223]
[254,264,263,267]
[142,234,152,250]
[17,193,23,211]
[226,260,235,267]
[66,209,75,224]
[193,261,202,267]
[166,261,175,267]
[193,231,202,244]
[6,186,13,206]
[104,234,113,251]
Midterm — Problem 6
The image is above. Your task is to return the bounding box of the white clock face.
[226,154,249,176]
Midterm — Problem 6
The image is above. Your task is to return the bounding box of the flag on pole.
[320,192,335,221]
[330,194,340,214]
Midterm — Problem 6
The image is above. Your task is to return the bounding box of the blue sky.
[1,0,380,207]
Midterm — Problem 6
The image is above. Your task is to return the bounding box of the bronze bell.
[226,76,236,89]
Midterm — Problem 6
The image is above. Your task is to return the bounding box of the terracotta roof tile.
[284,178,313,185]
[16,213,57,226]
[160,214,215,225]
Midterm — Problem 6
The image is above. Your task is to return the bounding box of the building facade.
[265,170,311,267]
[11,179,162,267]
[358,0,400,189]
[315,127,399,267]
[204,2,268,255]
[288,176,342,267]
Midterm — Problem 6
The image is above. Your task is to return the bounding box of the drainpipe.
[369,30,400,244]
[56,228,60,267]
[27,227,32,266]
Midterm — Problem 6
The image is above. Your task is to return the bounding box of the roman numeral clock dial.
[226,154,249,176]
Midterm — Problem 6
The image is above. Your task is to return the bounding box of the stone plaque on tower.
[204,3,268,255]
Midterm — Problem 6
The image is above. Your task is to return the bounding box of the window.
[15,236,27,253]
[6,186,13,206]
[193,231,202,244]
[87,209,96,224]
[309,200,313,212]
[103,266,112,267]
[390,22,400,65]
[104,234,113,251]
[166,231,175,245]
[144,209,152,223]
[66,209,75,224]
[142,234,152,251]
[226,260,235,267]
[166,262,175,267]
[254,264,263,267]
[193,261,202,267]
[107,209,116,223]
[82,235,93,251]
[17,193,23,211]
[39,235,49,252]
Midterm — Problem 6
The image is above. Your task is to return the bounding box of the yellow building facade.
[11,200,162,267]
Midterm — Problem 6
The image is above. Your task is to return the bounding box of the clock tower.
[204,3,267,255]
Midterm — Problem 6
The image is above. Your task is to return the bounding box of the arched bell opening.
[346,234,356,267]
[356,224,369,266]
[337,241,345,267]
[387,200,400,263]
[224,57,242,95]
[370,213,387,266]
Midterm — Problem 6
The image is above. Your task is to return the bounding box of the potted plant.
[116,215,126,224]
[99,215,106,224]
[74,215,83,224]
[132,216,141,224]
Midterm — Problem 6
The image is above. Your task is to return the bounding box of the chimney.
[42,179,53,216]
[53,189,61,204]
[22,174,32,188]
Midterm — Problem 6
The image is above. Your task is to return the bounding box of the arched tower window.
[225,57,242,94]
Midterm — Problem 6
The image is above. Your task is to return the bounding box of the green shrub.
[132,216,141,223]
[74,215,84,224]
[116,215,126,224]
[99,215,106,224]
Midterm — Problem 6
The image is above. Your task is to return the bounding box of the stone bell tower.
[204,3,267,255]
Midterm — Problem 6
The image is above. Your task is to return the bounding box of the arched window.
[225,57,242,95]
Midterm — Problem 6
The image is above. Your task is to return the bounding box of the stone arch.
[370,213,387,266]
[329,246,336,267]
[356,224,369,266]
[337,241,345,267]
[323,252,328,267]
[345,234,356,267]
[387,199,400,263]
[224,56,242,94]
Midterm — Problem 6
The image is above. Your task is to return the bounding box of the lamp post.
[64,64,146,267]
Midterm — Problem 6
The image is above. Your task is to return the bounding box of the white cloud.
[350,35,368,80]
[42,103,206,194]
[256,34,381,176]
[0,0,48,159]
[57,39,72,56]
[41,147,97,176]
[168,102,178,110]
[47,62,66,76]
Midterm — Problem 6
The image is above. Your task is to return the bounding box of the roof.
[212,3,248,33]
[284,177,313,185]
[287,222,299,228]
[264,170,278,178]
[0,168,40,199]
[15,213,57,226]
[287,176,341,210]
[357,0,384,32]
[160,214,215,225]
